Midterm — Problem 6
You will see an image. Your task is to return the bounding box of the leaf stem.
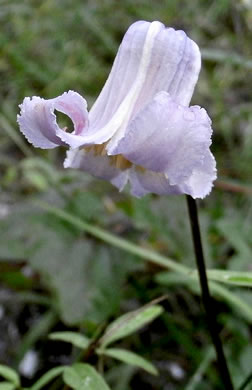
[238,372,252,390]
[35,201,188,274]
[186,195,233,390]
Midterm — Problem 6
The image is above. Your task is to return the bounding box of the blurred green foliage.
[0,0,252,389]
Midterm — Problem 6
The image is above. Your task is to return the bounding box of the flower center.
[84,143,132,170]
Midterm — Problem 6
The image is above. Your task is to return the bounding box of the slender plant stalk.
[186,195,233,390]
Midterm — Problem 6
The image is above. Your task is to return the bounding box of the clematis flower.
[18,20,216,198]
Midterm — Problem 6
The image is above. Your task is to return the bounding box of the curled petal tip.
[17,96,65,149]
[17,91,89,150]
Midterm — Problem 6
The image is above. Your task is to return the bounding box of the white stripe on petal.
[88,20,201,151]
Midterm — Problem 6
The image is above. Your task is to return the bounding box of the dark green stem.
[186,195,234,390]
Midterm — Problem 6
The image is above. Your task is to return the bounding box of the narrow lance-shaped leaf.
[0,383,16,390]
[49,332,90,349]
[155,272,252,323]
[206,270,252,287]
[97,348,158,376]
[100,304,163,348]
[157,269,252,288]
[29,366,67,390]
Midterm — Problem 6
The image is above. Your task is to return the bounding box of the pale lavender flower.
[18,21,216,198]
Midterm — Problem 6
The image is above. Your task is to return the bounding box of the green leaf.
[29,366,67,390]
[156,272,252,323]
[0,204,140,326]
[27,216,137,325]
[217,218,252,270]
[49,332,90,349]
[23,170,49,191]
[100,305,163,348]
[36,202,187,274]
[28,203,252,325]
[154,272,189,286]
[206,270,252,287]
[21,158,61,185]
[67,191,103,221]
[29,230,94,325]
[0,365,20,387]
[0,382,16,390]
[0,270,34,289]
[63,363,111,390]
[98,348,158,376]
[156,268,252,288]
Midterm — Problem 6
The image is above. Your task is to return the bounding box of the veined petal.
[18,96,66,149]
[64,149,129,191]
[53,91,89,148]
[129,154,216,199]
[86,20,201,150]
[111,91,216,196]
[89,21,150,131]
[17,91,89,149]
[129,168,185,198]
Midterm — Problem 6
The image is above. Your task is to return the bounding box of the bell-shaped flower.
[18,20,216,198]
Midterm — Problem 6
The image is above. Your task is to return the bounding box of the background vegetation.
[0,0,252,389]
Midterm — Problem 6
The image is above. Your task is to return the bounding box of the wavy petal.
[111,91,215,197]
[18,96,65,149]
[183,150,217,198]
[17,91,89,149]
[129,153,216,198]
[129,168,185,198]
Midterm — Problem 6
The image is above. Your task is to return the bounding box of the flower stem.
[186,195,233,390]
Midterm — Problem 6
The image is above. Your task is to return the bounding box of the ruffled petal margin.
[111,91,216,198]
[128,153,216,199]
[17,91,89,149]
